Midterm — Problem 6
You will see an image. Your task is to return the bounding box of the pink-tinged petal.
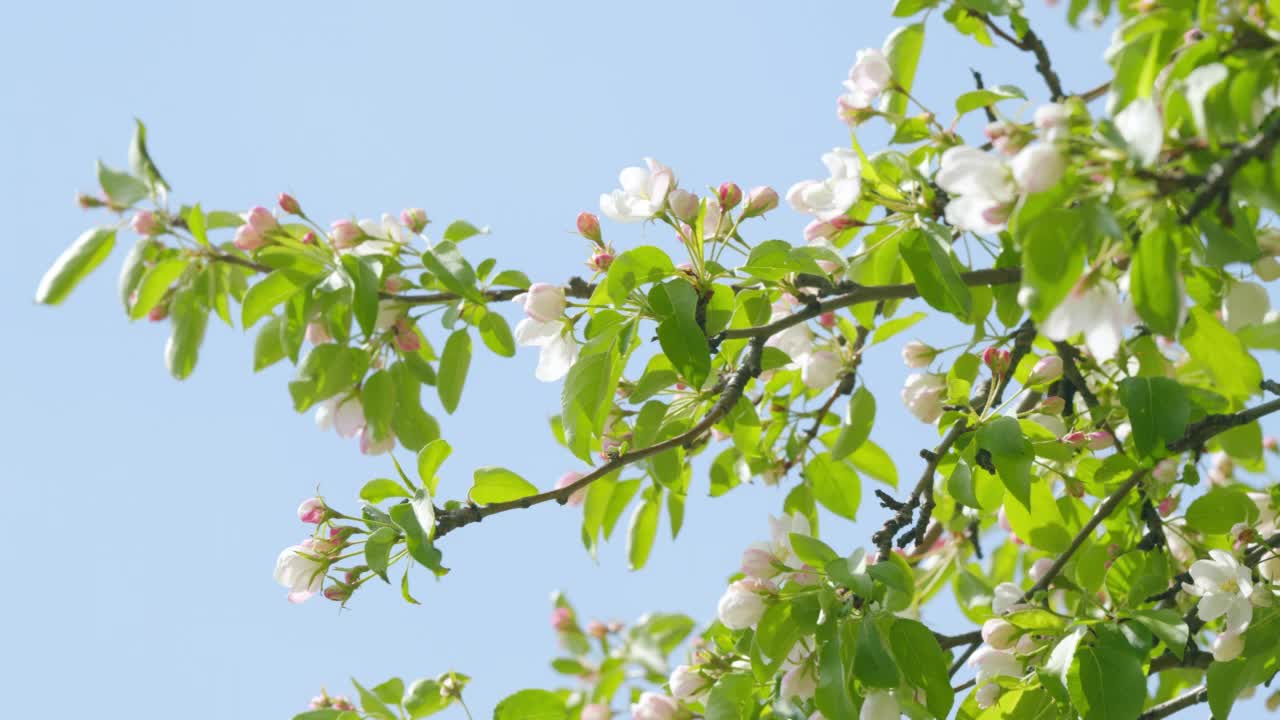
[287,591,315,604]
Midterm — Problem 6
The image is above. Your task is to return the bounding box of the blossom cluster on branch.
[34,0,1280,718]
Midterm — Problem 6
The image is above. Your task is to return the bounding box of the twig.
[1166,395,1280,453]
[1180,109,1280,224]
[432,338,766,538]
[936,630,983,650]
[1147,650,1212,675]
[973,12,1065,100]
[872,419,969,560]
[970,69,998,124]
[1136,685,1207,720]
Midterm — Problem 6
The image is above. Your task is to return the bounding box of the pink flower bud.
[246,206,278,234]
[818,312,836,329]
[1027,356,1062,385]
[331,697,355,712]
[306,321,332,345]
[297,497,327,524]
[394,317,420,353]
[401,208,428,234]
[383,276,405,293]
[1037,396,1066,415]
[555,471,587,506]
[587,249,614,272]
[743,186,779,217]
[982,347,1011,375]
[359,426,395,455]
[586,620,607,638]
[717,182,743,211]
[1158,495,1177,517]
[1061,431,1088,447]
[1066,479,1084,497]
[301,230,317,245]
[234,225,265,251]
[330,220,360,249]
[147,304,169,322]
[277,193,301,215]
[576,211,602,244]
[308,696,329,710]
[550,607,575,632]
[1086,431,1113,450]
[130,210,158,236]
[1266,436,1278,452]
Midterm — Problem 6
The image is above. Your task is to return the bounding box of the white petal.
[514,317,561,347]
[535,332,578,382]
[1115,98,1163,167]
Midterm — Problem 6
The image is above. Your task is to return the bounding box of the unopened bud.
[587,249,614,273]
[586,620,607,638]
[668,190,699,224]
[717,182,743,211]
[147,304,169,322]
[394,317,421,353]
[1266,436,1279,452]
[981,618,1018,649]
[743,186,779,217]
[330,220,360,249]
[130,210,158,236]
[1027,356,1062,386]
[576,212,602,245]
[1037,396,1066,415]
[76,193,105,209]
[234,225,265,251]
[1029,558,1054,583]
[301,231,317,245]
[401,208,428,234]
[818,311,836,329]
[550,607,575,632]
[297,497,327,524]
[901,340,936,369]
[246,206,278,233]
[1158,495,1177,517]
[323,584,352,602]
[983,347,1012,375]
[1086,431,1114,450]
[383,276,405,293]
[331,697,355,712]
[1066,479,1085,497]
[1061,431,1087,447]
[277,193,302,215]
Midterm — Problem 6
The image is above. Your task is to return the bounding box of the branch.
[872,419,968,560]
[719,267,1022,342]
[1180,109,1280,224]
[936,629,983,650]
[974,12,1065,100]
[1166,395,1280,453]
[432,337,766,539]
[1147,650,1212,675]
[1137,685,1207,720]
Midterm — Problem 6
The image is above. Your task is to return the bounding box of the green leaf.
[352,679,396,720]
[1181,307,1263,401]
[166,281,208,380]
[416,439,452,495]
[854,619,900,688]
[494,689,566,720]
[1130,229,1181,336]
[186,203,208,246]
[882,23,925,116]
[129,257,188,320]
[361,370,396,442]
[35,227,116,305]
[1003,479,1071,552]
[850,441,898,488]
[388,502,445,573]
[421,241,484,303]
[1186,486,1260,534]
[1118,377,1189,457]
[831,387,876,460]
[606,246,674,303]
[1017,208,1085,321]
[364,526,397,581]
[815,623,855,719]
[343,255,381,337]
[741,239,824,281]
[117,237,152,310]
[1070,645,1145,720]
[478,311,516,357]
[790,533,839,567]
[627,494,661,570]
[1039,627,1083,704]
[561,332,623,462]
[871,311,927,344]
[889,619,954,719]
[241,270,304,329]
[253,315,288,371]
[1207,658,1248,719]
[705,673,754,720]
[469,466,539,505]
[129,119,170,191]
[899,228,972,320]
[977,416,1034,508]
[650,279,710,387]
[96,160,149,207]
[359,479,412,504]
[436,329,471,414]
[804,453,861,521]
[442,220,485,243]
[1129,609,1188,659]
[954,84,1026,115]
[948,462,981,509]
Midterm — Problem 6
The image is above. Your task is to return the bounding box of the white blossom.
[901,340,935,369]
[1183,549,1255,633]
[515,283,568,323]
[801,350,842,390]
[334,396,366,439]
[1041,280,1135,362]
[968,646,1023,684]
[630,692,677,720]
[981,618,1017,650]
[274,541,325,604]
[1010,142,1065,194]
[936,146,1017,234]
[514,318,578,382]
[1212,629,1245,662]
[991,581,1024,615]
[787,148,862,221]
[718,579,769,629]
[1115,98,1163,167]
[1223,281,1270,331]
[668,665,708,701]
[780,664,817,701]
[599,158,674,223]
[860,691,900,720]
[901,373,945,424]
[842,49,893,108]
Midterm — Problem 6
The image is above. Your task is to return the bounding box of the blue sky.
[7,2,1263,718]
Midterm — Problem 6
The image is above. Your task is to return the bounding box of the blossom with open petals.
[968,646,1022,684]
[1115,98,1163,167]
[1182,549,1254,633]
[274,541,326,603]
[599,158,674,223]
[901,373,945,424]
[1041,279,1135,362]
[860,691,900,720]
[514,317,578,382]
[841,49,892,109]
[631,693,677,720]
[936,146,1017,234]
[787,148,862,221]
